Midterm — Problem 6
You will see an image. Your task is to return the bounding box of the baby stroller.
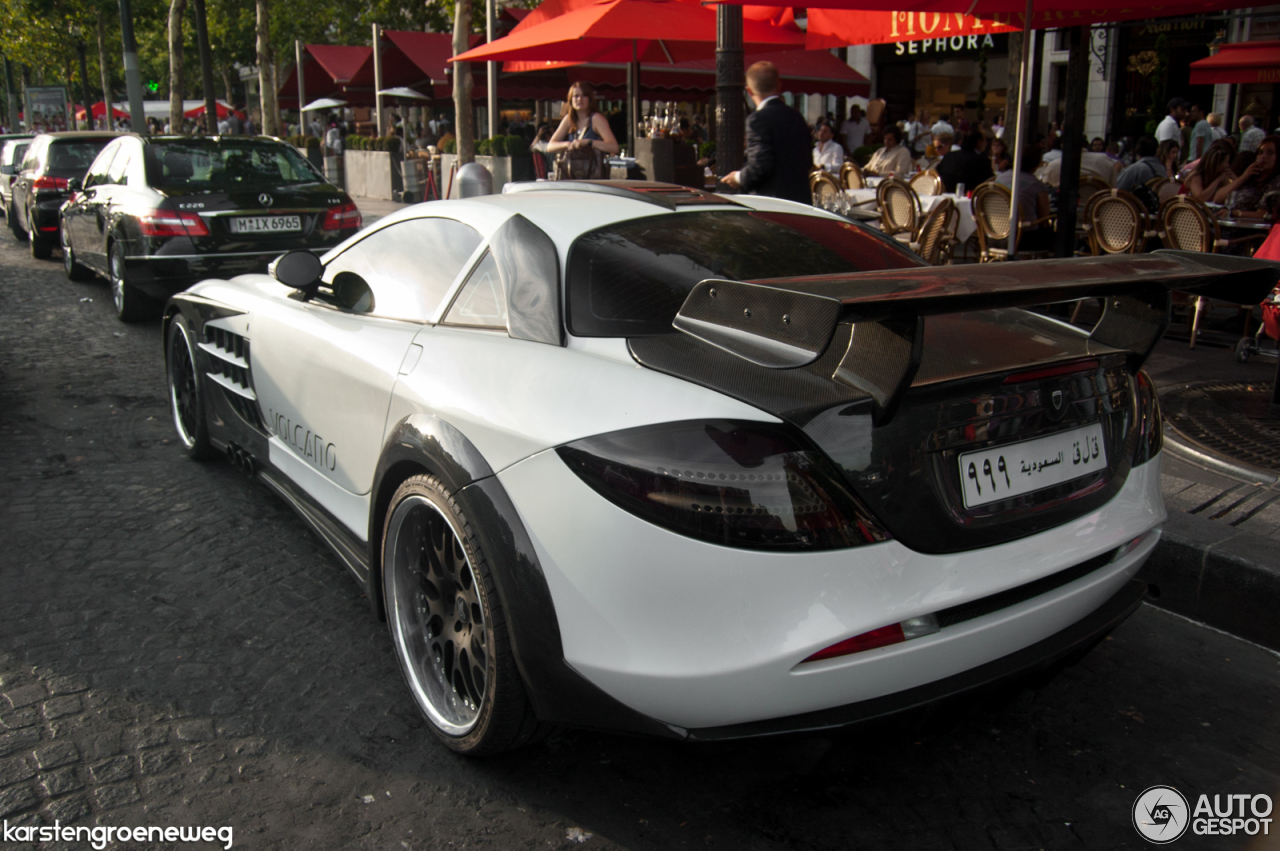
[1235,286,1280,363]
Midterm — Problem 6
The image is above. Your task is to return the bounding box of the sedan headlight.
[557,420,889,551]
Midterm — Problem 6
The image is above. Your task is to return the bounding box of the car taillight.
[322,202,361,230]
[139,209,210,238]
[1132,369,1162,466]
[801,614,940,664]
[556,420,889,551]
[32,176,69,191]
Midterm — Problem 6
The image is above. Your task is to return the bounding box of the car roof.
[37,131,122,140]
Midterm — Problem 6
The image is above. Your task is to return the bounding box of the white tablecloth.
[844,190,977,245]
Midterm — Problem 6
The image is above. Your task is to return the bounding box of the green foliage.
[853,145,879,167]
[304,135,320,150]
[475,137,492,156]
[504,135,523,156]
[288,134,306,147]
[384,135,401,155]
[442,138,456,155]
[698,141,716,159]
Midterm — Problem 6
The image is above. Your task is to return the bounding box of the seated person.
[1038,149,1123,187]
[1115,136,1166,192]
[1185,139,1237,204]
[864,126,915,177]
[918,132,953,170]
[996,144,1055,251]
[1219,135,1280,217]
[812,123,844,174]
[936,129,992,192]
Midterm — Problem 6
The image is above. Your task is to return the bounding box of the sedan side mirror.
[0,165,12,175]
[269,250,323,289]
[66,176,82,193]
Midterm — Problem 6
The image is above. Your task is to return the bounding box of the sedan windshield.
[144,139,322,189]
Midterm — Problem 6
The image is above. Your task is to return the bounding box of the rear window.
[46,140,113,176]
[144,139,322,189]
[566,210,922,337]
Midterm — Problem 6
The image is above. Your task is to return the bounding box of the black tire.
[166,314,217,460]
[61,220,93,281]
[28,209,52,259]
[1236,337,1254,364]
[9,200,27,241]
[108,238,153,322]
[382,475,545,756]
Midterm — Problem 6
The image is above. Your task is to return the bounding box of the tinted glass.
[443,252,507,329]
[46,139,114,176]
[105,144,131,185]
[85,141,120,186]
[322,217,482,322]
[3,141,29,167]
[566,211,922,337]
[144,139,322,189]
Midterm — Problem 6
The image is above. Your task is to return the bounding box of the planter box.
[343,149,394,200]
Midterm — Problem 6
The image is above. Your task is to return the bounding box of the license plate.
[229,215,301,234]
[958,423,1107,509]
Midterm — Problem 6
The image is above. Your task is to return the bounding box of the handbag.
[554,145,606,181]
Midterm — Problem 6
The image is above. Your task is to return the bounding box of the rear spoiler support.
[672,250,1280,426]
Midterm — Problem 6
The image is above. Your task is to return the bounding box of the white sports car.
[163,180,1277,755]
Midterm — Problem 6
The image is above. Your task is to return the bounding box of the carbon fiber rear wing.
[672,250,1280,425]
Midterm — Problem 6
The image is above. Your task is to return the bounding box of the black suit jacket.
[737,98,812,205]
[936,149,993,193]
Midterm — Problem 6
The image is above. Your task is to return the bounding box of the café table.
[843,189,978,244]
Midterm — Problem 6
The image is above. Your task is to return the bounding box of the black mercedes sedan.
[60,134,362,321]
[10,131,119,257]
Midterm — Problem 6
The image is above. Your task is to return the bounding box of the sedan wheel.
[166,314,216,460]
[61,221,92,281]
[382,476,544,755]
[109,239,151,322]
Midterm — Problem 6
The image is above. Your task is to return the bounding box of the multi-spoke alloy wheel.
[381,475,543,755]
[165,315,215,459]
[386,493,488,734]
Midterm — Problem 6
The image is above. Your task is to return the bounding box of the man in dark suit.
[722,62,812,204]
[936,129,993,193]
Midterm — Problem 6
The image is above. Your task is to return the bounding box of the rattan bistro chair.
[908,197,959,265]
[971,182,1056,262]
[1160,196,1263,347]
[809,170,845,212]
[909,169,944,197]
[1148,176,1182,206]
[877,177,921,239]
[1088,189,1149,255]
[840,160,866,190]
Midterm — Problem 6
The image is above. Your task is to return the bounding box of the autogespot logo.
[1133,785,1190,844]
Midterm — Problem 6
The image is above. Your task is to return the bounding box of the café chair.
[1148,176,1182,206]
[877,177,921,240]
[1088,189,1149,255]
[909,170,944,197]
[972,182,1056,262]
[908,197,959,265]
[840,160,866,191]
[809,170,846,212]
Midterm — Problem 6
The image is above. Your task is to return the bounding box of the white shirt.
[1042,149,1062,163]
[217,118,230,134]
[1241,126,1265,152]
[930,119,954,136]
[991,122,1004,139]
[839,117,869,152]
[903,120,928,153]
[813,140,844,173]
[1155,114,1181,144]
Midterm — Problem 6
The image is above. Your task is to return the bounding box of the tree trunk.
[452,0,474,165]
[255,0,279,136]
[168,0,186,133]
[96,9,112,124]
[219,61,233,106]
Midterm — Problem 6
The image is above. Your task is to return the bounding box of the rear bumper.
[685,577,1147,740]
[124,248,328,300]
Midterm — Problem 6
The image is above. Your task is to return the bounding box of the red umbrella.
[184,101,245,120]
[74,101,129,121]
[451,0,804,67]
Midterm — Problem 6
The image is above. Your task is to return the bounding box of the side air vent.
[200,325,261,427]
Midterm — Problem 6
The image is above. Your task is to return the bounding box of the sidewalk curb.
[1138,508,1280,652]
[1162,422,1280,486]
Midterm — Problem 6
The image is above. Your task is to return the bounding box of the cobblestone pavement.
[1,232,1279,851]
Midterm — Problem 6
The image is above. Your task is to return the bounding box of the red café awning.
[1189,40,1280,85]
[278,44,373,108]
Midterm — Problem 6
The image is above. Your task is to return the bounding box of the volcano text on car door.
[250,215,483,539]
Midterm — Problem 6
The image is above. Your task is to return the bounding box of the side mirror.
[66,176,82,193]
[269,250,323,289]
[0,165,12,175]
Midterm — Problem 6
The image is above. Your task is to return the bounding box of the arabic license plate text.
[958,423,1107,509]
[229,215,301,234]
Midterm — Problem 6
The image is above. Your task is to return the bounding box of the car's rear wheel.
[8,201,24,241]
[61,221,92,281]
[382,475,544,755]
[166,314,216,460]
[109,238,152,322]
[28,208,52,259]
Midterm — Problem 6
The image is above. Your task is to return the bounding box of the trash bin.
[457,162,493,198]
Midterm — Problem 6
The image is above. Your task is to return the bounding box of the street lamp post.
[715,5,744,179]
